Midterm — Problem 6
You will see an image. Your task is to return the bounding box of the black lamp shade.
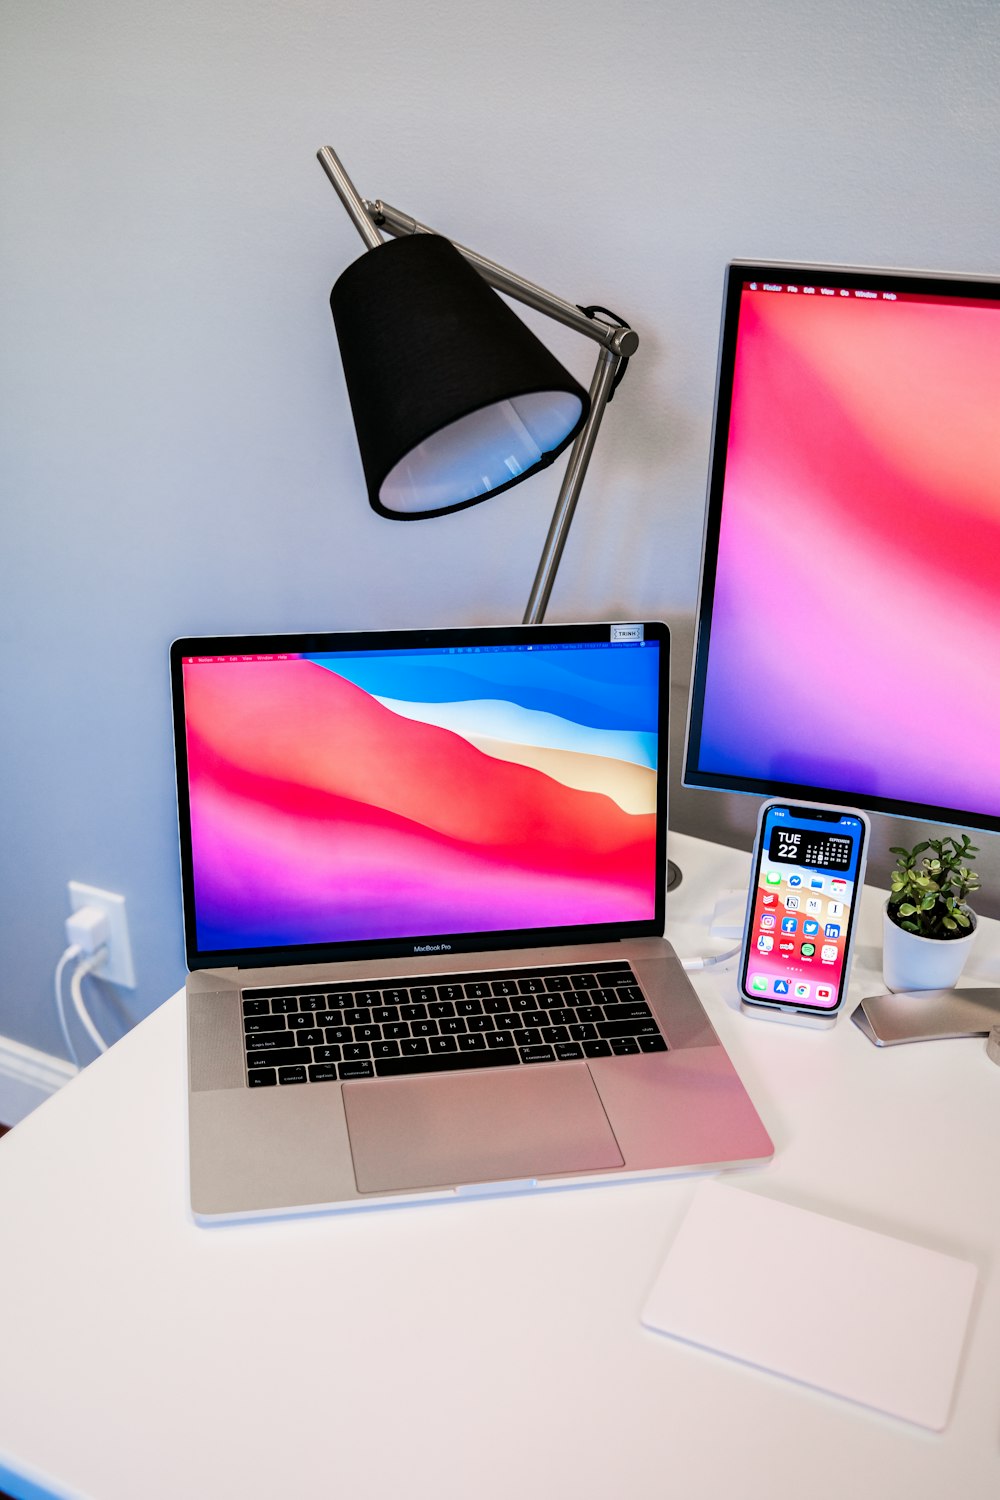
[330,233,590,519]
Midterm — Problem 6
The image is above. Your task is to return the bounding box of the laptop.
[170,620,772,1222]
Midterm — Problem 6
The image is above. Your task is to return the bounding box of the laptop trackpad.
[343,1065,624,1194]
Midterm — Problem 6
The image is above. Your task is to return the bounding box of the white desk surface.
[2,832,999,1500]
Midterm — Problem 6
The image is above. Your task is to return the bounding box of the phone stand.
[739,997,840,1030]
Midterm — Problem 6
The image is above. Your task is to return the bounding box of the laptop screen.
[171,623,668,969]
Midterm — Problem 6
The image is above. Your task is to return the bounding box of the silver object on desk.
[986,1025,1000,1067]
[852,988,1000,1046]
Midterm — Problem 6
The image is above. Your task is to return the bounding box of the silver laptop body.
[172,622,772,1222]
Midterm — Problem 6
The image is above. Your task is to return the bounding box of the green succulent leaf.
[888,831,981,939]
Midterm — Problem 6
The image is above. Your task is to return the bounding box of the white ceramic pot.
[882,902,977,992]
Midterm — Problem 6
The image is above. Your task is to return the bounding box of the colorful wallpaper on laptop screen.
[700,286,1000,819]
[182,645,660,951]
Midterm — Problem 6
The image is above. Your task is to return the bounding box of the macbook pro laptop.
[171,621,772,1221]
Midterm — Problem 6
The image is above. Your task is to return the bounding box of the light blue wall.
[3,0,999,1059]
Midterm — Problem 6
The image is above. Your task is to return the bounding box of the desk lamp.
[318,145,638,623]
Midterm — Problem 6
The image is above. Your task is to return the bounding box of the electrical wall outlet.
[67,882,136,989]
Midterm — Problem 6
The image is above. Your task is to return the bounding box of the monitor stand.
[852,988,1000,1046]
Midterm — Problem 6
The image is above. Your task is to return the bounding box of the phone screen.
[741,804,867,1012]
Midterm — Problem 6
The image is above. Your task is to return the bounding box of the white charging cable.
[681,943,741,973]
[69,947,111,1055]
[53,944,83,1069]
[54,905,113,1064]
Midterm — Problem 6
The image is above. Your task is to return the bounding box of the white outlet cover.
[68,882,136,989]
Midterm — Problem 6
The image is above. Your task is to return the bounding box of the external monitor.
[684,261,1000,836]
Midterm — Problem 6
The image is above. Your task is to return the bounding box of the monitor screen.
[684,262,1000,834]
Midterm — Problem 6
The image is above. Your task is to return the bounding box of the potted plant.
[883,834,980,992]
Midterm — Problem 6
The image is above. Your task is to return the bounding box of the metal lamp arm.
[317,147,638,360]
[521,344,619,623]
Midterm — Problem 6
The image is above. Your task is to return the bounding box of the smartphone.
[739,800,870,1028]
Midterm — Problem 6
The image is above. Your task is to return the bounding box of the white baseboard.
[0,1034,78,1127]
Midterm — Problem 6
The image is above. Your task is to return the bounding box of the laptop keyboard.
[241,961,667,1087]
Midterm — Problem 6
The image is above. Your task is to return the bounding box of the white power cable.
[69,947,111,1055]
[53,944,83,1070]
[54,902,114,1064]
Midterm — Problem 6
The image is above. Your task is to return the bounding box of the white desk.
[2,833,999,1500]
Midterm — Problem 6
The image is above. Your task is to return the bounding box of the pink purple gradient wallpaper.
[181,645,660,952]
[697,283,1000,821]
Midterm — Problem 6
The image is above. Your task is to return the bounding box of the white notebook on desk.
[641,1179,977,1431]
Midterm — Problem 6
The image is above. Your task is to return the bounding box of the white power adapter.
[65,904,111,957]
